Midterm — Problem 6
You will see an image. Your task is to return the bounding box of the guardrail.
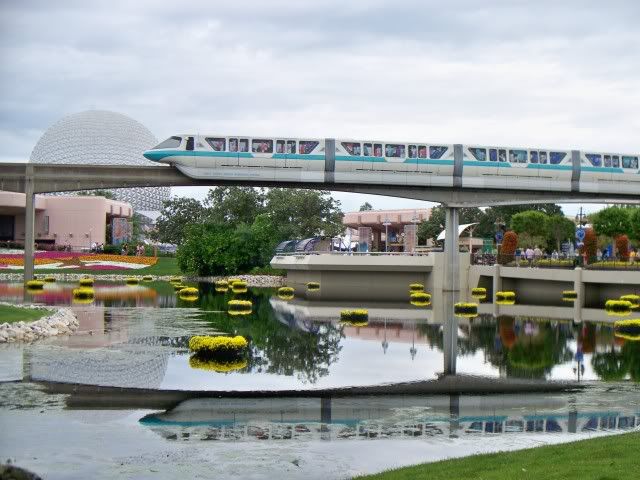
[273,250,432,257]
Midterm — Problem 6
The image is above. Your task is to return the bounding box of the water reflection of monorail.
[140,395,640,442]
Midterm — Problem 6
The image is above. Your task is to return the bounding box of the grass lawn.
[35,256,182,276]
[357,431,640,480]
[0,304,50,323]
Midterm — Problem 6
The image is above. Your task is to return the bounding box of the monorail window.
[287,140,296,154]
[239,139,249,153]
[587,154,602,167]
[299,141,319,154]
[152,136,181,149]
[229,138,238,152]
[603,155,611,167]
[363,143,372,156]
[612,155,620,168]
[430,146,447,159]
[408,145,417,158]
[530,151,539,163]
[374,144,383,157]
[550,152,566,164]
[539,151,548,164]
[498,149,506,162]
[509,149,527,163]
[386,144,405,158]
[252,139,273,153]
[206,137,226,152]
[418,145,427,158]
[489,149,497,161]
[622,156,639,169]
[342,142,361,156]
[469,148,487,161]
[276,140,285,154]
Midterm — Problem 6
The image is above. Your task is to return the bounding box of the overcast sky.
[1,0,638,214]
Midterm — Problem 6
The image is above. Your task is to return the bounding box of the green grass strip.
[357,431,640,480]
[0,304,50,323]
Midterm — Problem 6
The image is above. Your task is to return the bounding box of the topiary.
[580,228,597,262]
[499,231,518,265]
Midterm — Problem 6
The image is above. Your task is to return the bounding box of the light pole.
[383,217,391,253]
[411,211,419,253]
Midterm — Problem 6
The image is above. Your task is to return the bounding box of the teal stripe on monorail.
[463,161,511,168]
[335,156,454,166]
[581,166,625,173]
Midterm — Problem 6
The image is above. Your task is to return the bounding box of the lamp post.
[575,206,586,228]
[383,217,391,253]
[411,211,419,253]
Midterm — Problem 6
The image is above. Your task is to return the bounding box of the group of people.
[90,242,105,253]
[120,243,146,256]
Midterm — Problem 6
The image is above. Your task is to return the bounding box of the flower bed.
[471,287,487,299]
[454,302,478,318]
[188,335,248,357]
[613,319,640,341]
[340,309,368,322]
[587,261,640,270]
[605,300,633,316]
[620,295,639,309]
[278,286,294,300]
[410,292,431,307]
[228,300,252,315]
[189,356,248,372]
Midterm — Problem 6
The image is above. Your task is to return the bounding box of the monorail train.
[143,135,640,195]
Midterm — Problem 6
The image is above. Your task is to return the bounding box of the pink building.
[0,191,132,249]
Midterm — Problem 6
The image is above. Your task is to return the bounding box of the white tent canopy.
[437,223,478,241]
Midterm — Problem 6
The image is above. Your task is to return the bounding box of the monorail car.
[143,135,640,195]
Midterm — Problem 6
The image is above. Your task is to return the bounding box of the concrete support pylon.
[24,166,36,282]
[444,206,459,292]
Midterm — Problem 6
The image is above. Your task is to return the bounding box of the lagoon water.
[0,279,638,479]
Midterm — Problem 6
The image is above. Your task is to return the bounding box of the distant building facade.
[0,192,132,249]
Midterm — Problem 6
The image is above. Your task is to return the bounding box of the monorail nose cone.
[143,150,158,161]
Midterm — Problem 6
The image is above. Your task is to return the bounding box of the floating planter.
[471,287,487,299]
[79,277,94,287]
[227,299,253,315]
[410,292,432,307]
[613,319,640,341]
[454,302,478,318]
[409,283,424,292]
[340,309,369,325]
[227,278,242,286]
[169,276,182,284]
[620,294,640,309]
[173,283,187,291]
[178,287,199,302]
[215,280,229,288]
[72,287,95,301]
[306,282,320,291]
[562,290,578,302]
[189,356,248,372]
[496,291,516,305]
[189,335,248,361]
[231,280,248,293]
[24,280,44,289]
[44,276,56,283]
[125,277,139,285]
[605,300,633,317]
[142,275,153,281]
[278,286,295,300]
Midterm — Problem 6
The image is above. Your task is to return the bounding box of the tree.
[476,204,562,239]
[204,187,266,226]
[510,211,549,237]
[630,208,640,241]
[151,197,206,245]
[265,188,344,240]
[591,206,632,257]
[417,206,484,244]
[81,189,115,199]
[359,202,373,211]
[580,227,597,262]
[545,215,576,252]
[616,234,630,260]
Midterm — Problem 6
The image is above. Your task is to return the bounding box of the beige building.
[342,208,431,252]
[0,191,132,249]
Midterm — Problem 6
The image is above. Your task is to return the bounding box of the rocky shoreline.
[0,273,284,287]
[0,303,79,344]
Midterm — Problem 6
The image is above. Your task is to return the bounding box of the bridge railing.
[472,252,640,270]
[273,250,432,257]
